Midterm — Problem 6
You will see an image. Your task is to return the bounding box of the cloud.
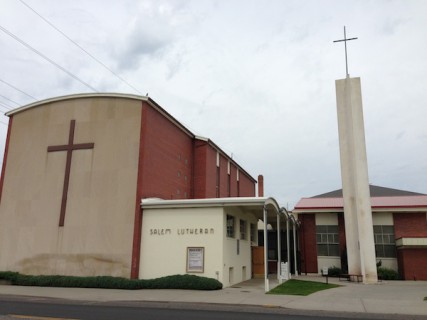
[111,1,194,71]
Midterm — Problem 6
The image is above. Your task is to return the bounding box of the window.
[316,225,339,256]
[240,220,247,240]
[374,225,396,258]
[226,215,235,238]
[250,223,256,243]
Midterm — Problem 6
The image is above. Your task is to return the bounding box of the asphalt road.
[0,297,419,320]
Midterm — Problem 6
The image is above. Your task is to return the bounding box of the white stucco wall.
[315,213,338,225]
[139,207,224,282]
[372,212,394,225]
[0,97,141,276]
[222,207,257,287]
[139,205,258,287]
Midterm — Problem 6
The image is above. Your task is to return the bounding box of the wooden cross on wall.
[47,120,94,226]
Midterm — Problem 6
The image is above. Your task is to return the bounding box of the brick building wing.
[293,185,427,280]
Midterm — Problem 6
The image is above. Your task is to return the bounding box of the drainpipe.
[277,212,282,283]
[286,214,290,279]
[293,217,298,277]
[263,205,269,292]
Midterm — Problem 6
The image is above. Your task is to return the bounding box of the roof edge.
[6,92,257,183]
[141,196,276,209]
[5,93,149,117]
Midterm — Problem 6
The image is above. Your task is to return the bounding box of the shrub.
[377,267,399,280]
[0,271,19,282]
[0,272,222,290]
[327,266,342,277]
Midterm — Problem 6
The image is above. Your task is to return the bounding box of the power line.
[0,101,13,112]
[0,94,20,106]
[0,24,98,92]
[18,0,143,95]
[0,78,37,100]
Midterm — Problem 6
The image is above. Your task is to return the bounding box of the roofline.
[195,136,257,183]
[6,93,256,182]
[5,93,147,116]
[5,93,195,138]
[294,206,427,213]
[141,197,274,209]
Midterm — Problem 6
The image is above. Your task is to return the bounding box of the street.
[0,298,401,320]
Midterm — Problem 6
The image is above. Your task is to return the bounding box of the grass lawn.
[268,279,341,296]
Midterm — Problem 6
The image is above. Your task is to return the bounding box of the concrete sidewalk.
[0,275,426,317]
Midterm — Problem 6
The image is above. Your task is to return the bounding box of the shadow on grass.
[268,279,341,296]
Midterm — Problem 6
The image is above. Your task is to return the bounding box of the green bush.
[377,267,399,280]
[327,266,342,277]
[0,271,19,282]
[0,272,222,290]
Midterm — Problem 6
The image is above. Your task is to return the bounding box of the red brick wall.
[229,164,238,197]
[397,248,427,280]
[393,212,427,238]
[219,155,228,197]
[299,214,318,273]
[239,171,256,197]
[193,140,207,198]
[201,143,218,198]
[191,140,256,198]
[139,102,193,199]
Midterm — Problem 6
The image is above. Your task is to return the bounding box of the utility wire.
[18,0,143,95]
[0,101,13,112]
[0,94,20,106]
[0,24,98,92]
[0,78,37,100]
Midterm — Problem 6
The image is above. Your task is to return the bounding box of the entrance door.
[252,246,264,278]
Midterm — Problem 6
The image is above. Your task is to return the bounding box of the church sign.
[149,228,215,236]
[186,247,204,273]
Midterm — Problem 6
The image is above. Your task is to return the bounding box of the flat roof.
[294,195,427,212]
[141,196,297,223]
[141,196,281,211]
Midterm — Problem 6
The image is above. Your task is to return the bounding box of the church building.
[0,93,258,280]
[293,185,427,280]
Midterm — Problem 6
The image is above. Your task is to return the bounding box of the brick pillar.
[258,174,264,197]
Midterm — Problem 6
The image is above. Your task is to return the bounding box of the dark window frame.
[226,215,235,238]
[316,225,339,257]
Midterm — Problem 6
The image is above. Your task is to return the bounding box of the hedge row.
[377,267,399,280]
[0,272,222,290]
[326,266,400,280]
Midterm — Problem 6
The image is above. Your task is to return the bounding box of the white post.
[277,213,282,283]
[286,215,291,279]
[263,206,269,292]
[293,219,298,277]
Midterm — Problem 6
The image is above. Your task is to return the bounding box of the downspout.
[286,214,290,279]
[263,205,269,292]
[277,212,281,283]
[293,217,298,277]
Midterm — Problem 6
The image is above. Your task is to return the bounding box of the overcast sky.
[1,0,426,208]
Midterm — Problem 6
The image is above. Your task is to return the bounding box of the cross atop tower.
[333,26,358,77]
